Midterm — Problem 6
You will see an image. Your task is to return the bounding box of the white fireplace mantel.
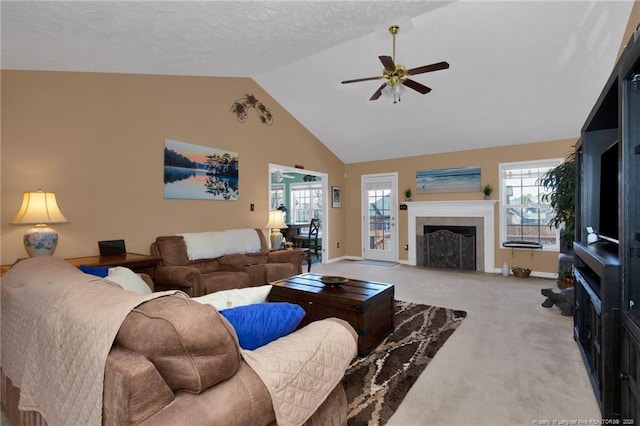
[407,200,498,272]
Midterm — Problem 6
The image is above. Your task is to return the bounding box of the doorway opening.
[268,164,328,265]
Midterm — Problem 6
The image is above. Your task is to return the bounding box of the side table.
[65,253,163,278]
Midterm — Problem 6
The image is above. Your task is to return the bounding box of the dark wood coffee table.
[268,273,395,355]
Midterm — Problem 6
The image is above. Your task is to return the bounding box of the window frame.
[290,182,323,223]
[270,184,285,210]
[499,158,564,252]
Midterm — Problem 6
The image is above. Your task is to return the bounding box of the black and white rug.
[344,300,467,425]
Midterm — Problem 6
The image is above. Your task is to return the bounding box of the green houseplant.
[557,265,574,288]
[482,183,494,199]
[539,151,576,247]
[404,188,412,201]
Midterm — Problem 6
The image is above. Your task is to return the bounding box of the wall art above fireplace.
[416,166,481,194]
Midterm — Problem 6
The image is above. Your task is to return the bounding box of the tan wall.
[345,138,577,273]
[0,71,346,264]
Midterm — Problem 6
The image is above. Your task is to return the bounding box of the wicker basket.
[511,267,531,278]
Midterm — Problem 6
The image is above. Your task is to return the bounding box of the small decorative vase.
[484,194,491,200]
[501,261,509,277]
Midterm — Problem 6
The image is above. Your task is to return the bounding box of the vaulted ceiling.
[1,1,635,163]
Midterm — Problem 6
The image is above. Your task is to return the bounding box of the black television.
[598,140,619,244]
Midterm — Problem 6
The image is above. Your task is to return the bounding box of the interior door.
[362,173,398,262]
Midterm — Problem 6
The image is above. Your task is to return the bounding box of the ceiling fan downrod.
[389,25,399,64]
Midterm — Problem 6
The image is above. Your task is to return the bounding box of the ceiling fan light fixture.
[382,80,405,103]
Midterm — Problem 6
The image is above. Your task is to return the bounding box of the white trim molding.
[407,200,498,272]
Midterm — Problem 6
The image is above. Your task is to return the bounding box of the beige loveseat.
[1,256,358,425]
[151,228,305,297]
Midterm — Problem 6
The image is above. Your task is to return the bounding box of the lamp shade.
[11,190,68,225]
[11,190,68,257]
[266,210,287,229]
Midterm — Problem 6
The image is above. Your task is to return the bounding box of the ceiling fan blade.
[407,61,450,75]
[379,55,396,72]
[402,79,432,94]
[341,76,383,84]
[369,84,386,101]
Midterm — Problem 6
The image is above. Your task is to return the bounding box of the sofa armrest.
[268,249,305,273]
[154,266,204,297]
[103,346,174,425]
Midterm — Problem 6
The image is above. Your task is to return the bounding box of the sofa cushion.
[218,253,261,267]
[264,262,297,282]
[219,303,305,350]
[202,270,251,293]
[193,285,273,310]
[116,294,241,393]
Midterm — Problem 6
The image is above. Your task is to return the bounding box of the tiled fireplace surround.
[407,200,498,273]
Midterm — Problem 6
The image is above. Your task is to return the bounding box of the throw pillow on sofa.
[105,266,152,295]
[79,264,110,277]
[220,303,305,350]
[193,285,272,310]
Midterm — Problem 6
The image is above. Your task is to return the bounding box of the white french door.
[361,173,398,262]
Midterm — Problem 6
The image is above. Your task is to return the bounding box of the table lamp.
[11,190,68,256]
[266,210,287,249]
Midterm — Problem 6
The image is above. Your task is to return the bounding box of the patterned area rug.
[344,300,467,425]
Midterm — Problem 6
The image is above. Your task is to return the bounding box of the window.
[270,184,284,210]
[499,159,563,250]
[290,183,322,223]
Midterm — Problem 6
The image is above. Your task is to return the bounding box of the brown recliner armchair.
[150,229,305,297]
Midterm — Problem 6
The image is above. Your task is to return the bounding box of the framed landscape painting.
[416,166,481,194]
[164,139,239,200]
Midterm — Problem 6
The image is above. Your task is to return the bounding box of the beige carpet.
[311,260,601,426]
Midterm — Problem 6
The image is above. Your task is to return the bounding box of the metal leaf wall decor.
[231,94,273,126]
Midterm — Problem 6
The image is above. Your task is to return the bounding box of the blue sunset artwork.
[164,139,239,200]
[416,166,481,194]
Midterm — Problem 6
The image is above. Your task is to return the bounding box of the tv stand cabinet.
[573,242,620,417]
[575,28,640,420]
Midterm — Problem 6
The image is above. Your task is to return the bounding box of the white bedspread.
[179,228,262,260]
[1,256,177,426]
[241,318,357,426]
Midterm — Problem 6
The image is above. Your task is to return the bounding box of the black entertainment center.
[574,27,639,420]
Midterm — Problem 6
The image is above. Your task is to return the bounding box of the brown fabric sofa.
[151,228,305,297]
[1,257,357,426]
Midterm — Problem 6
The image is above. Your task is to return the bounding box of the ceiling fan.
[272,170,295,183]
[341,25,449,103]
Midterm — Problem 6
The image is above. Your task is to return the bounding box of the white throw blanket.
[1,256,177,426]
[179,228,262,260]
[241,318,357,426]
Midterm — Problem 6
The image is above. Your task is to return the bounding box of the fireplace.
[407,200,497,273]
[423,225,476,271]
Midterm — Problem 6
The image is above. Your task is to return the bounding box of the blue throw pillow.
[220,303,305,350]
[79,264,110,277]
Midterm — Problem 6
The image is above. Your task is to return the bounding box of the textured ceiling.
[1,1,635,163]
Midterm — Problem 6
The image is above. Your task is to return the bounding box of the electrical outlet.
[337,242,340,248]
